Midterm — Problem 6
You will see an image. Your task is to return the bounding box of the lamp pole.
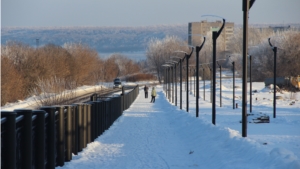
[180,58,183,109]
[186,49,194,112]
[164,68,166,92]
[162,64,170,99]
[242,0,255,137]
[212,18,225,125]
[175,62,178,106]
[268,38,277,118]
[167,61,178,104]
[203,66,205,101]
[168,67,171,101]
[194,68,196,97]
[175,49,194,112]
[249,55,252,112]
[232,61,235,109]
[172,66,174,103]
[217,61,222,107]
[195,37,206,117]
[162,65,171,99]
[171,57,185,109]
[190,68,192,95]
[209,66,212,103]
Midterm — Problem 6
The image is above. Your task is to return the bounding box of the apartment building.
[188,20,234,51]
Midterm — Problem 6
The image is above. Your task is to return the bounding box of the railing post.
[100,101,105,134]
[54,106,65,167]
[83,104,88,148]
[1,111,17,169]
[95,101,100,137]
[40,106,56,169]
[65,105,73,162]
[86,103,92,144]
[14,109,33,169]
[89,101,96,141]
[32,110,46,169]
[77,104,85,150]
[122,86,125,111]
[71,104,79,155]
[90,93,97,101]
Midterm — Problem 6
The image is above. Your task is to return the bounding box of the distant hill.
[3,23,299,54]
[1,25,187,53]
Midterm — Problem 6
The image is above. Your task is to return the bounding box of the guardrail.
[1,85,139,169]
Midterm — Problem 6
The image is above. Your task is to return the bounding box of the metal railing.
[1,85,139,169]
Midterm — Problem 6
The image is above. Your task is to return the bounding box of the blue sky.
[1,0,300,27]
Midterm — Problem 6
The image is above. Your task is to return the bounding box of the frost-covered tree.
[146,36,188,83]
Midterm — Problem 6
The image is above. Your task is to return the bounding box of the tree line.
[1,25,187,53]
[228,28,300,81]
[1,42,151,106]
[145,28,300,85]
[2,27,299,105]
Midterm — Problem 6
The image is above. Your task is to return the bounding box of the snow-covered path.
[57,86,299,169]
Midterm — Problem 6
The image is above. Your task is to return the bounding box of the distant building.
[269,25,291,32]
[188,20,234,51]
[257,25,291,33]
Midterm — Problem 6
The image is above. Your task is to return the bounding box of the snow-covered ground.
[1,76,300,168]
[1,85,106,111]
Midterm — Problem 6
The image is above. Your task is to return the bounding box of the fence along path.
[57,86,200,169]
[1,85,139,169]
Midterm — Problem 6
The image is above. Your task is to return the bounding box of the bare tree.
[250,29,300,81]
[1,56,26,105]
[146,36,188,83]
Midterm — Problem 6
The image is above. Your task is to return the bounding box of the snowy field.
[1,75,300,168]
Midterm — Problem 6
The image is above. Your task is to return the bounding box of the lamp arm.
[268,38,273,48]
[196,37,206,52]
[217,19,226,38]
[250,0,256,9]
[186,47,194,59]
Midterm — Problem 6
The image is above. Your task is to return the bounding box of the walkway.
[57,86,295,169]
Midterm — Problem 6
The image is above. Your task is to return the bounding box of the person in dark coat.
[144,85,149,98]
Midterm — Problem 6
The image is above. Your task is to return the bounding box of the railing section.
[1,85,139,169]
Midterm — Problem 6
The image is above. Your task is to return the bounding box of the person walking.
[144,85,149,98]
[150,87,157,103]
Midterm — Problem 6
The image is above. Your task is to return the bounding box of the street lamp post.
[175,62,178,106]
[268,38,277,118]
[166,61,178,104]
[172,66,175,103]
[195,37,206,117]
[171,57,183,108]
[175,48,194,112]
[162,65,170,99]
[228,55,236,109]
[217,61,222,107]
[171,56,186,110]
[168,67,171,101]
[202,66,205,101]
[162,65,170,100]
[232,61,235,109]
[242,0,256,137]
[212,18,225,125]
[209,66,212,103]
[190,68,192,95]
[194,68,198,97]
[180,58,184,109]
[249,55,252,112]
[165,67,168,98]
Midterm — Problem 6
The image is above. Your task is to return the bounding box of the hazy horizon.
[2,0,300,27]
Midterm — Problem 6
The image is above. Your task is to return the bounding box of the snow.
[1,85,106,111]
[1,76,300,169]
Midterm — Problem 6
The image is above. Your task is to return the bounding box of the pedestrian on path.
[144,85,149,98]
[150,87,156,103]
